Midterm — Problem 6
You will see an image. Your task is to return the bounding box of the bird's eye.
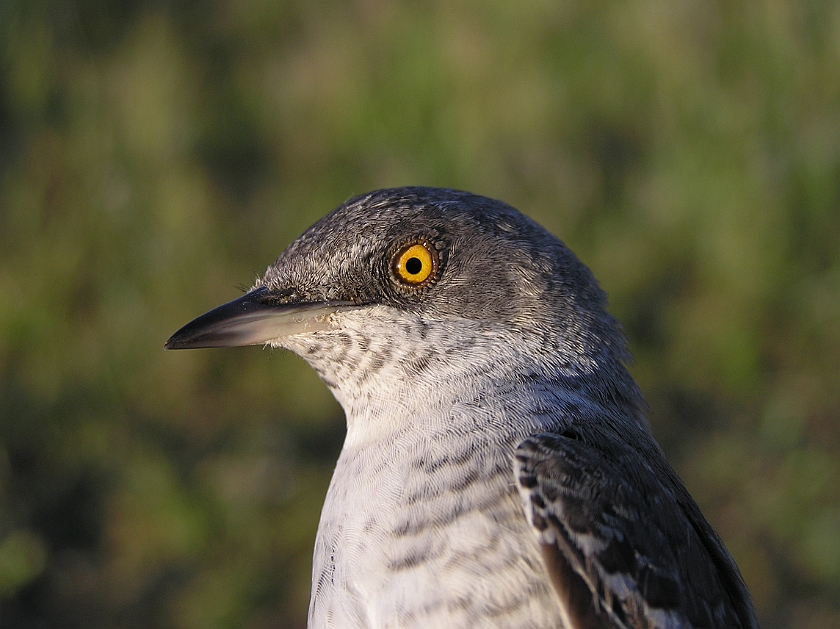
[392,241,438,287]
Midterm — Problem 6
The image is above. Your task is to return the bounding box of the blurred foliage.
[0,0,839,627]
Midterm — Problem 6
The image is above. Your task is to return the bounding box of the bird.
[165,187,759,629]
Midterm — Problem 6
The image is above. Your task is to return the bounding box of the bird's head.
[166,187,640,411]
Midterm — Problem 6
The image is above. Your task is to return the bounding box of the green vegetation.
[1,1,839,627]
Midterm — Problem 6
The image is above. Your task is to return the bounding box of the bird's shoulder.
[513,424,759,629]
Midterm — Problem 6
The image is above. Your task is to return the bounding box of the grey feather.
[515,429,759,629]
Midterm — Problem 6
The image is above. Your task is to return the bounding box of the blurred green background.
[1,1,839,627]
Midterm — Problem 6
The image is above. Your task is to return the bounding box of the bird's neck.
[283,306,637,448]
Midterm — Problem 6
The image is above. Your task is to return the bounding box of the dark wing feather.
[515,429,759,629]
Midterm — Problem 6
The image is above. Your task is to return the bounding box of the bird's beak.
[165,287,356,350]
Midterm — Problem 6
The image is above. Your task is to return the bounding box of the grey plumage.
[166,187,759,629]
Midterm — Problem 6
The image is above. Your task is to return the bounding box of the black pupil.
[405,257,423,275]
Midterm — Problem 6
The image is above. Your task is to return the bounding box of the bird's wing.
[514,429,758,629]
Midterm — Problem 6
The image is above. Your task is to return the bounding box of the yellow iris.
[393,242,435,285]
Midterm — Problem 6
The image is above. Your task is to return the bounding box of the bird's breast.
[307,405,564,629]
